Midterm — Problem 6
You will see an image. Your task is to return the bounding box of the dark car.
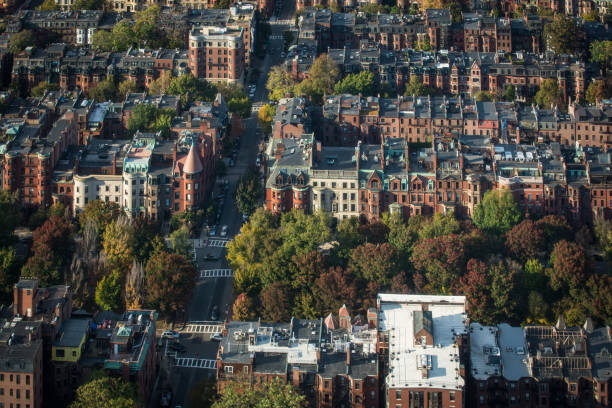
[204,253,218,261]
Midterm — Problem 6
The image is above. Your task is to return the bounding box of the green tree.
[70,376,135,408]
[102,217,134,274]
[148,71,173,95]
[257,103,276,134]
[586,79,612,104]
[91,29,113,51]
[9,30,35,54]
[72,0,106,9]
[418,212,461,240]
[0,190,21,247]
[117,80,140,101]
[590,40,612,69]
[212,381,305,408]
[145,251,196,316]
[266,65,296,101]
[227,96,252,118]
[594,219,612,261]
[334,71,376,96]
[296,54,340,104]
[95,270,122,311]
[167,74,216,102]
[403,76,437,97]
[79,200,122,239]
[37,0,59,10]
[30,81,59,97]
[475,91,496,102]
[235,169,262,216]
[0,247,20,304]
[544,15,578,54]
[88,78,117,102]
[110,21,137,51]
[535,78,564,109]
[473,190,522,235]
[170,225,192,258]
[583,10,599,22]
[505,84,516,101]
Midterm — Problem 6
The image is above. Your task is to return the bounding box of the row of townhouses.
[264,97,612,222]
[218,294,612,408]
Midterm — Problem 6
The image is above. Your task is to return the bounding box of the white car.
[161,330,179,340]
[220,225,228,237]
[211,332,223,341]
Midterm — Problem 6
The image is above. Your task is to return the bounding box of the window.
[56,349,65,358]
[450,391,455,401]
[396,391,401,400]
[15,376,18,385]
[224,366,233,374]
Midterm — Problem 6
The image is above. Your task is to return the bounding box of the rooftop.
[54,318,90,348]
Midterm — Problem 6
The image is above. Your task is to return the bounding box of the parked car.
[210,305,219,321]
[204,253,218,261]
[209,226,216,236]
[242,214,249,222]
[229,159,235,167]
[220,225,228,237]
[211,332,223,341]
[161,331,180,340]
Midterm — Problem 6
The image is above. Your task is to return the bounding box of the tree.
[0,247,20,304]
[212,381,305,408]
[489,259,520,322]
[457,258,493,324]
[505,219,546,261]
[9,30,35,54]
[527,291,550,323]
[88,79,117,102]
[334,71,376,96]
[125,261,146,310]
[411,234,466,293]
[31,81,59,97]
[335,217,364,263]
[297,54,340,103]
[536,215,572,250]
[79,200,122,239]
[315,266,358,315]
[259,282,291,322]
[473,190,522,235]
[70,376,135,408]
[22,215,73,286]
[37,0,59,10]
[590,40,612,69]
[549,240,587,292]
[91,29,113,51]
[586,79,612,104]
[102,216,134,274]
[0,190,20,247]
[266,65,296,102]
[583,10,599,22]
[403,76,437,97]
[145,251,196,316]
[235,169,262,216]
[357,221,389,244]
[505,84,516,101]
[95,270,122,311]
[544,15,578,54]
[390,271,411,293]
[418,212,461,240]
[257,103,276,134]
[227,96,252,118]
[170,225,192,258]
[109,21,136,52]
[71,0,106,9]
[535,78,564,109]
[148,71,173,95]
[594,219,612,261]
[348,243,398,287]
[167,74,216,102]
[475,91,496,102]
[117,80,140,100]
[290,250,327,291]
[232,292,257,320]
[524,258,547,292]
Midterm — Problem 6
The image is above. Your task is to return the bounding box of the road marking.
[175,358,217,369]
[181,324,223,334]
[200,269,235,279]
[208,239,230,248]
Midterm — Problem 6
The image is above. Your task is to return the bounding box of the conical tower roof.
[183,142,203,174]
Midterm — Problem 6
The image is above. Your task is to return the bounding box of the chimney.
[405,142,410,171]
[292,367,300,387]
[276,143,285,161]
[112,153,117,175]
[315,141,322,162]
[346,344,351,366]
[355,141,361,172]
[173,143,177,162]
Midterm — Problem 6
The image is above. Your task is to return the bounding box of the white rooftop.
[378,294,467,390]
[497,323,530,381]
[469,323,501,380]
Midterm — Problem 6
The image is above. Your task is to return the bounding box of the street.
[166,2,295,405]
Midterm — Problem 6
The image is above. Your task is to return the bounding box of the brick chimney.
[276,143,285,161]
[315,141,322,163]
[173,143,177,163]
[346,344,351,366]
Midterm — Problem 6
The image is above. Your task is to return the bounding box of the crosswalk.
[208,239,230,248]
[269,19,293,25]
[175,358,217,369]
[270,35,283,40]
[200,269,235,279]
[181,323,224,334]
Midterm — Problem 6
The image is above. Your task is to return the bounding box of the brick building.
[377,294,469,408]
[216,307,379,408]
[188,26,245,85]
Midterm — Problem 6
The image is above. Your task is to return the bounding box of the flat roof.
[54,318,89,348]
[378,294,467,390]
[497,323,530,381]
[469,323,500,380]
